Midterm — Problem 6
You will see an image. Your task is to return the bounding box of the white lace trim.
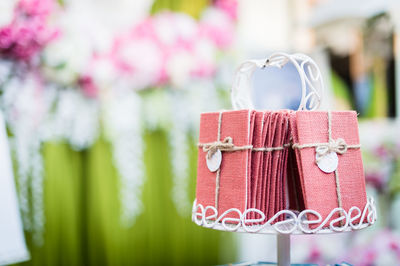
[192,197,377,234]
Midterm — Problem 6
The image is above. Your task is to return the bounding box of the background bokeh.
[1,0,400,265]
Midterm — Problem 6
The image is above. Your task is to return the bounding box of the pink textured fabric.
[247,111,257,212]
[292,111,367,227]
[287,146,305,211]
[260,112,275,218]
[267,111,291,221]
[267,112,283,220]
[277,111,291,219]
[249,111,266,220]
[288,112,306,211]
[196,110,255,217]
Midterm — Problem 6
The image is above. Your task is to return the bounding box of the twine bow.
[315,138,348,163]
[202,137,234,159]
[201,136,254,160]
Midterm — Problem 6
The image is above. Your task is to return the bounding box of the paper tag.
[316,151,338,173]
[206,149,222,172]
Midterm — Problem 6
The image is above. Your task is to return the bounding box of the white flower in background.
[166,50,194,88]
[0,60,13,84]
[41,89,100,150]
[115,38,164,90]
[42,1,113,85]
[1,74,51,245]
[42,37,92,84]
[0,0,17,28]
[153,12,197,46]
[42,0,153,82]
[65,0,152,33]
[41,12,93,85]
[192,38,217,77]
[186,79,221,127]
[141,90,172,130]
[87,56,119,91]
[200,7,235,49]
[1,75,101,243]
[168,91,191,215]
[169,120,190,215]
[103,89,144,226]
[41,0,154,87]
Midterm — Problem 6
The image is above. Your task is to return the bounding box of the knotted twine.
[292,111,361,218]
[198,111,290,210]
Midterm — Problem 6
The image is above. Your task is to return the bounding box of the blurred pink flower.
[17,0,53,18]
[81,1,236,90]
[151,12,198,85]
[373,144,390,159]
[359,249,377,266]
[111,24,164,90]
[0,0,58,61]
[153,12,197,48]
[307,245,324,265]
[191,59,216,78]
[78,75,98,98]
[9,0,237,91]
[214,0,238,20]
[0,27,13,49]
[343,229,400,265]
[199,8,235,49]
[389,240,400,254]
[365,171,386,192]
[110,11,222,88]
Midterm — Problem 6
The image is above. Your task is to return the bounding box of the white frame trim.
[192,197,376,235]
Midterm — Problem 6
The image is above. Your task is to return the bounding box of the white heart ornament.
[206,149,222,172]
[316,151,338,173]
